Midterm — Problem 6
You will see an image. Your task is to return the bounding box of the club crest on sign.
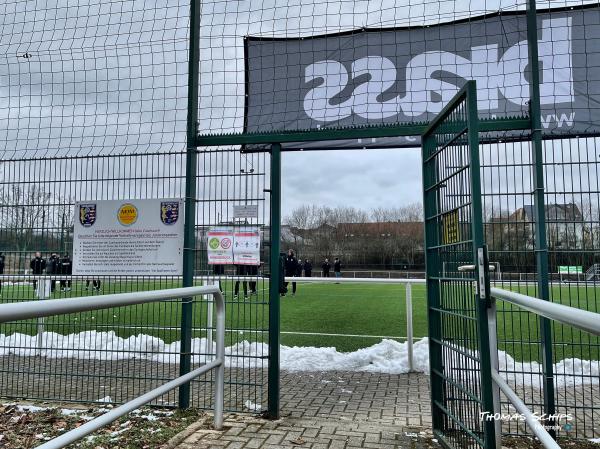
[79,204,97,227]
[161,201,180,225]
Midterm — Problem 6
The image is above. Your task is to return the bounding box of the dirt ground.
[0,402,204,449]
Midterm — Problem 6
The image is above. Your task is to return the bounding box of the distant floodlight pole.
[179,0,201,409]
[526,0,556,437]
[241,168,255,207]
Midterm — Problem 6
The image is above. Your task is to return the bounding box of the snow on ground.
[243,400,262,412]
[1,331,599,388]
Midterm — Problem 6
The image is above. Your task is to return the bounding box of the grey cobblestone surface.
[170,369,600,447]
[172,371,435,449]
[173,415,436,449]
[2,356,598,445]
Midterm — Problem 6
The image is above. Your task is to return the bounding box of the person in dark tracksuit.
[213,264,225,291]
[47,253,60,293]
[30,252,46,290]
[303,259,312,277]
[322,258,331,277]
[283,249,298,296]
[334,257,342,279]
[60,254,73,292]
[234,264,248,299]
[0,252,5,296]
[85,278,102,291]
[296,259,304,277]
[248,264,258,295]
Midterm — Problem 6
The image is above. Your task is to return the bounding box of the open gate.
[422,81,497,449]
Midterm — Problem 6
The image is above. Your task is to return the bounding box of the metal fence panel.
[0,149,272,412]
[422,82,496,449]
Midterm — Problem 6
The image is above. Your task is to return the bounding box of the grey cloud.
[281,148,422,217]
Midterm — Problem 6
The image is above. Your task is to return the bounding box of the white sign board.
[233,228,261,265]
[73,199,184,276]
[233,204,259,219]
[207,226,261,265]
[207,228,234,265]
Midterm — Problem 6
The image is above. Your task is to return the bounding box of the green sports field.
[0,280,599,362]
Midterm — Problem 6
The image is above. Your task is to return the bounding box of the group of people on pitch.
[29,252,75,292]
[29,252,101,293]
[283,249,342,296]
[212,263,259,300]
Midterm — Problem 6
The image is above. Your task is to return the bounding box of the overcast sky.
[281,147,422,217]
[0,0,591,221]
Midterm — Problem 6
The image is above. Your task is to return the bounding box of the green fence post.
[422,132,445,436]
[267,143,282,419]
[526,0,556,435]
[179,0,201,410]
[466,81,497,449]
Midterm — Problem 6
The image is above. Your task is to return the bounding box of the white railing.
[585,264,600,281]
[489,287,600,449]
[285,276,425,371]
[0,286,226,449]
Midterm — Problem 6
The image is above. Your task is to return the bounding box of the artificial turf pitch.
[1,279,598,361]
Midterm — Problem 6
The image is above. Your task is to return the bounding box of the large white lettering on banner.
[303,18,572,121]
[245,8,600,148]
[73,199,184,276]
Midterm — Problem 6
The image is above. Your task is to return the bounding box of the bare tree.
[371,203,423,222]
[0,186,73,270]
[283,203,425,269]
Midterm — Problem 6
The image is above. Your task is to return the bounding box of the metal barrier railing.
[0,286,225,449]
[489,287,600,449]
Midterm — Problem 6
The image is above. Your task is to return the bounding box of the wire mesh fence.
[1,0,600,445]
[480,134,600,438]
[0,152,272,412]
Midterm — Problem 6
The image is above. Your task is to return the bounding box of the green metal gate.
[422,81,496,449]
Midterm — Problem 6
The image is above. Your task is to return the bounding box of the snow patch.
[280,338,430,374]
[244,400,262,412]
[2,332,600,388]
[16,405,48,413]
[138,414,159,422]
[110,427,130,437]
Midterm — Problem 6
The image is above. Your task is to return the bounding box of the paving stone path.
[171,371,435,449]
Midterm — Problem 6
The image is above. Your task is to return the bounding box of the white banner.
[207,227,234,265]
[73,198,184,276]
[233,228,261,266]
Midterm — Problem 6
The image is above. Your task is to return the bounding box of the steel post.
[267,143,282,419]
[526,0,556,435]
[466,81,497,449]
[405,282,414,372]
[179,0,201,409]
